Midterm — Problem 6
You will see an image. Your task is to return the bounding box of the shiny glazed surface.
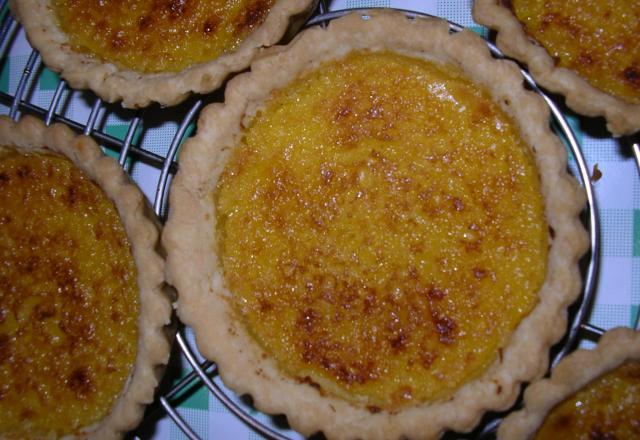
[216,51,548,409]
[0,150,139,437]
[54,0,275,73]
[511,0,640,104]
[535,361,640,439]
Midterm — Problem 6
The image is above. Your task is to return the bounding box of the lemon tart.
[10,0,315,108]
[499,327,640,440]
[164,10,588,439]
[0,116,173,438]
[473,0,640,136]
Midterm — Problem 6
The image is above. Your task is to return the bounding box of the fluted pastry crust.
[164,10,589,439]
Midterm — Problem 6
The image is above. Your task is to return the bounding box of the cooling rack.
[2,0,639,439]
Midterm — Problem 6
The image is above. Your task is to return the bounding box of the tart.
[0,116,173,438]
[163,10,588,439]
[498,327,640,439]
[473,0,640,137]
[10,0,316,108]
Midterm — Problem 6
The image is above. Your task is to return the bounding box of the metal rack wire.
[2,1,632,439]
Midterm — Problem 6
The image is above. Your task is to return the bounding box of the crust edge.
[0,115,175,439]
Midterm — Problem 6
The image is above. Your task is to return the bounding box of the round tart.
[473,0,640,137]
[164,10,588,439]
[0,116,173,438]
[10,0,315,108]
[498,327,640,439]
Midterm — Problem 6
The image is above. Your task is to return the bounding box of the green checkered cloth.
[1,1,636,438]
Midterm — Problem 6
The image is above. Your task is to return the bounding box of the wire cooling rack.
[5,1,640,439]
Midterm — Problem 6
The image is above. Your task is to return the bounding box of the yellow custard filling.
[0,150,139,438]
[54,0,276,73]
[535,361,640,439]
[511,0,640,104]
[216,50,548,409]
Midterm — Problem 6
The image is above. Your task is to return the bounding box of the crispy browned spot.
[432,314,457,345]
[203,16,221,36]
[297,308,320,333]
[501,0,513,9]
[138,14,154,31]
[579,53,594,66]
[0,334,9,364]
[588,427,617,440]
[552,414,574,432]
[233,0,271,33]
[623,66,640,89]
[67,367,94,398]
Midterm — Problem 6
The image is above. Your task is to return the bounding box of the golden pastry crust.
[0,116,173,439]
[164,10,588,439]
[9,0,315,109]
[498,327,640,440]
[473,0,640,137]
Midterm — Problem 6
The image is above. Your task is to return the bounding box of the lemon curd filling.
[216,51,548,409]
[535,361,640,439]
[53,0,276,73]
[511,0,640,104]
[0,150,139,437]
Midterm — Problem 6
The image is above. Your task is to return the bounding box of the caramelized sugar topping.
[216,51,547,409]
[511,0,640,104]
[0,150,139,437]
[53,0,275,73]
[535,360,640,439]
